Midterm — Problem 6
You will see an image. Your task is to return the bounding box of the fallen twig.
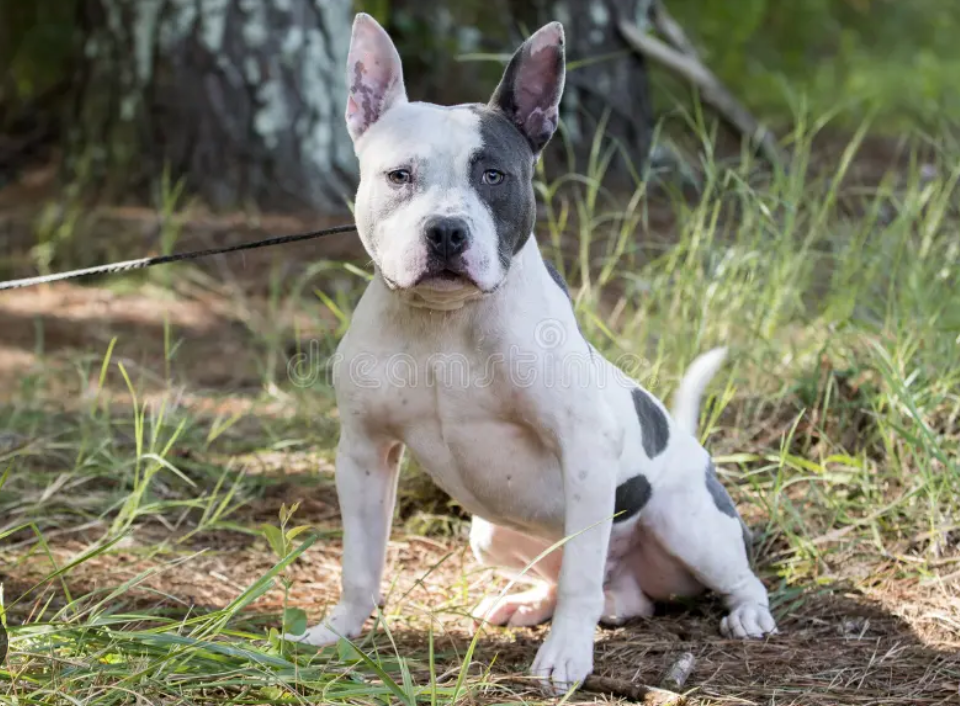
[659,651,696,692]
[494,675,686,704]
[414,668,687,704]
[648,0,699,59]
[618,3,786,168]
[584,674,687,704]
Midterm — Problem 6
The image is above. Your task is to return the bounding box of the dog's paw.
[283,603,368,648]
[720,603,778,639]
[283,622,343,648]
[530,620,595,695]
[473,585,557,628]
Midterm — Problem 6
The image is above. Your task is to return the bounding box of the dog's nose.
[424,217,470,261]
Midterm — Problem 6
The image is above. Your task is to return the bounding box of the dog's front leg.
[286,427,401,648]
[531,425,619,694]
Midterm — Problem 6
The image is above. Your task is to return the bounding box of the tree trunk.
[386,0,654,185]
[69,0,356,213]
[537,0,654,183]
[66,0,652,211]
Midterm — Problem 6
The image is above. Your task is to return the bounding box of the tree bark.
[65,0,652,211]
[69,0,356,213]
[384,0,654,184]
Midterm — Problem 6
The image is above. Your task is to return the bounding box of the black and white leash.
[0,223,358,291]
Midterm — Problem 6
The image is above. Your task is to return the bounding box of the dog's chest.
[370,348,566,532]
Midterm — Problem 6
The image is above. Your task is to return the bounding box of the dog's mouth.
[380,261,494,305]
[435,269,466,282]
[415,267,475,290]
[382,265,485,311]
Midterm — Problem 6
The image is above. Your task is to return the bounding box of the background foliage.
[664,0,960,129]
[6,0,959,132]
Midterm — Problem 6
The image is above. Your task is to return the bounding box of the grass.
[660,0,960,132]
[1,116,959,704]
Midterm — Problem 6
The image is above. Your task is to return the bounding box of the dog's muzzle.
[420,216,473,284]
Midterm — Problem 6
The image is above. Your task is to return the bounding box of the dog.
[284,13,777,693]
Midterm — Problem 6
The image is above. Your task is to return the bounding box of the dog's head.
[344,13,565,298]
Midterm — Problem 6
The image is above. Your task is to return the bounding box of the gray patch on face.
[705,460,738,519]
[471,106,536,272]
[543,259,570,299]
[614,474,652,523]
[631,388,670,458]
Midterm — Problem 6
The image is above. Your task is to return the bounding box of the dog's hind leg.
[599,556,655,626]
[469,517,561,627]
[639,460,777,639]
[469,517,655,628]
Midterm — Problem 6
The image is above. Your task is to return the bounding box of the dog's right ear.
[345,13,408,141]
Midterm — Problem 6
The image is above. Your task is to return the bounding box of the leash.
[0,223,358,291]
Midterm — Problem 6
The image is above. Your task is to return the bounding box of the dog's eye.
[387,169,412,185]
[482,169,505,185]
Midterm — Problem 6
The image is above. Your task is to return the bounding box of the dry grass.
[6,466,958,705]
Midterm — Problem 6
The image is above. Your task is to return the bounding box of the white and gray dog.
[286,13,777,693]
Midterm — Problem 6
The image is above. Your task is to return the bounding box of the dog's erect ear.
[489,22,566,154]
[345,13,408,141]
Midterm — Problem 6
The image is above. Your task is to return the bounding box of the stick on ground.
[659,651,696,692]
[583,674,687,705]
[494,675,686,704]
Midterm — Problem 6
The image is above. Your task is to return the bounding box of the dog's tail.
[671,347,728,437]
[672,348,755,554]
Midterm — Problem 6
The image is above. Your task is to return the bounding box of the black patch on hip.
[705,460,738,519]
[631,387,670,458]
[543,259,570,299]
[614,474,652,523]
[471,106,537,271]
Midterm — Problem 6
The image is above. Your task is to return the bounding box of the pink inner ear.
[348,58,399,136]
[514,37,562,122]
[345,18,406,138]
[347,95,361,118]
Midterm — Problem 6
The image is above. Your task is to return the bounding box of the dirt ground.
[8,469,960,705]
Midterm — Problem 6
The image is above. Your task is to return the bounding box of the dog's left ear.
[489,22,566,154]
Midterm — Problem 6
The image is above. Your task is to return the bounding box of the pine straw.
[5,513,958,706]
